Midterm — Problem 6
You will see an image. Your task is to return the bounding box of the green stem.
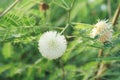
[94,5,120,80]
[67,10,71,24]
[59,59,65,80]
[107,0,112,18]
[60,23,69,34]
[52,0,68,10]
[61,0,69,8]
[112,5,120,26]
[0,0,21,17]
[60,0,76,34]
[71,0,76,9]
[44,11,47,24]
[67,0,76,24]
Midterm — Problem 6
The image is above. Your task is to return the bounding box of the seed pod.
[39,2,49,11]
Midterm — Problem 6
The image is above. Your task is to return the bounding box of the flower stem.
[112,5,120,26]
[60,0,76,34]
[59,59,65,80]
[60,23,69,34]
[107,0,112,18]
[0,0,21,18]
[95,49,104,80]
[67,0,76,24]
[95,5,120,80]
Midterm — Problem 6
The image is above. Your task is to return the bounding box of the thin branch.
[112,5,120,26]
[60,23,69,34]
[0,0,21,18]
[59,1,76,79]
[71,0,76,10]
[52,0,68,10]
[61,0,69,8]
[60,0,76,34]
[107,0,112,18]
[95,49,104,80]
[95,5,120,80]
[59,59,65,80]
[98,49,104,57]
[67,0,76,24]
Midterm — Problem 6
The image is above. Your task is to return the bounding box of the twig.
[60,24,69,34]
[107,0,112,18]
[59,1,76,79]
[60,0,76,34]
[95,5,120,80]
[0,0,21,18]
[52,0,68,10]
[71,0,76,10]
[98,49,104,57]
[112,5,120,26]
[67,0,76,24]
[95,49,104,80]
[59,59,65,80]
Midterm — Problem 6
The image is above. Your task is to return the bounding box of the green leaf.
[0,64,12,74]
[74,22,94,30]
[2,42,13,59]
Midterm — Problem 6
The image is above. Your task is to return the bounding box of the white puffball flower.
[90,20,113,42]
[38,31,67,59]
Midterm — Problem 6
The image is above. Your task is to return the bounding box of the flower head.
[38,31,67,59]
[39,2,49,11]
[90,20,113,42]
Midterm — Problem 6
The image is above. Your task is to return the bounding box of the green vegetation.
[0,0,120,80]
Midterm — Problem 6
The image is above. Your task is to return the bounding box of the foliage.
[0,0,120,80]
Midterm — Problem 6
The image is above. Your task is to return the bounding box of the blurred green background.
[0,0,120,80]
